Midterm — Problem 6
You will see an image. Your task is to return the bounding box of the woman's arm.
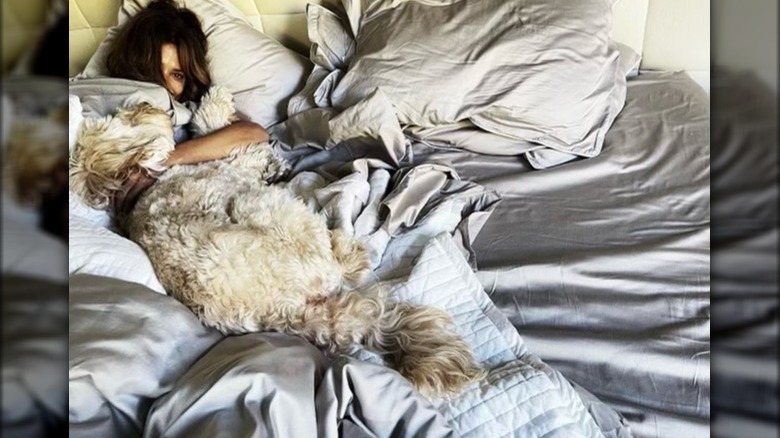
[164,120,269,166]
[111,121,268,214]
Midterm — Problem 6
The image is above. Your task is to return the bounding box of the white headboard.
[50,0,709,77]
[612,0,650,63]
[613,0,710,71]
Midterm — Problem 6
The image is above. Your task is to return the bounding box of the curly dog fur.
[69,86,485,398]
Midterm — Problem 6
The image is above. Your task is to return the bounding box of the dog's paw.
[226,145,289,182]
[191,85,239,135]
[201,85,235,108]
[330,229,371,286]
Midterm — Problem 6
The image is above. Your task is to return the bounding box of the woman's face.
[161,43,185,100]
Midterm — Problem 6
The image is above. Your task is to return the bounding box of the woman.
[106,0,269,212]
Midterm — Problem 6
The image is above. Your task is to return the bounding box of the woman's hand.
[226,120,269,145]
[110,120,269,214]
[110,169,158,215]
[164,121,269,167]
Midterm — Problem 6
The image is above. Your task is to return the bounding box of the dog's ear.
[69,107,175,211]
[68,152,124,210]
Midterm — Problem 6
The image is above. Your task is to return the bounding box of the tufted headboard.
[1,0,49,72]
[3,0,710,77]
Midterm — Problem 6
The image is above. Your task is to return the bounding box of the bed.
[61,0,710,437]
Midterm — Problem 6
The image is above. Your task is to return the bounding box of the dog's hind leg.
[330,229,371,287]
[291,286,387,352]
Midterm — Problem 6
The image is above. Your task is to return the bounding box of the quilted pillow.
[74,0,311,128]
[323,0,627,164]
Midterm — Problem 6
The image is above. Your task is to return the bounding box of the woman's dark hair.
[31,14,68,77]
[106,0,211,102]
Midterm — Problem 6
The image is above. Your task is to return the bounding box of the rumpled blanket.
[283,159,501,273]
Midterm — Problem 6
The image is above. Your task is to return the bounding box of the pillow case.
[616,42,642,77]
[74,0,311,128]
[69,192,167,294]
[314,0,627,164]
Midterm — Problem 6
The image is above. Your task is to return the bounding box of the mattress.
[410,71,711,438]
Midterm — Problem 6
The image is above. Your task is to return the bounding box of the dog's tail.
[293,287,485,398]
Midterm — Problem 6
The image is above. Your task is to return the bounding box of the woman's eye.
[173,73,184,81]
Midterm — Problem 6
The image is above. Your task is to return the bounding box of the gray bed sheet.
[710,71,777,436]
[410,71,711,438]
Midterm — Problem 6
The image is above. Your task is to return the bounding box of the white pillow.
[74,0,311,128]
[68,94,83,151]
[69,192,166,294]
[2,208,67,284]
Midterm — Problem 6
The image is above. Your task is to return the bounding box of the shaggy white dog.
[69,87,484,397]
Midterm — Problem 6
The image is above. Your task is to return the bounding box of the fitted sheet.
[410,71,711,438]
[710,70,778,436]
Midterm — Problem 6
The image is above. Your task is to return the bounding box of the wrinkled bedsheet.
[409,71,711,438]
[710,71,778,435]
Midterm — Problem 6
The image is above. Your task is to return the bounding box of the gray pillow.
[320,0,628,165]
[617,42,642,77]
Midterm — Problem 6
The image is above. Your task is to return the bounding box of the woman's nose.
[166,81,180,98]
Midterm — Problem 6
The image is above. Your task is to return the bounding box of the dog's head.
[69,102,175,210]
